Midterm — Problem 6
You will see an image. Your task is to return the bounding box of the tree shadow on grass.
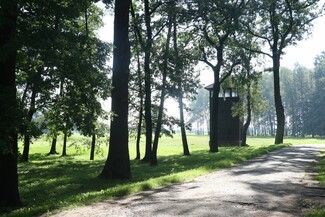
[13,145,286,217]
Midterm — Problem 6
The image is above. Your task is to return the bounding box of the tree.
[189,0,246,152]
[281,65,314,137]
[188,88,210,135]
[100,0,131,179]
[169,1,201,155]
[64,3,111,159]
[246,0,322,144]
[173,17,190,156]
[0,0,22,208]
[16,62,49,161]
[260,72,276,136]
[232,70,267,146]
[129,12,145,160]
[17,0,111,158]
[130,0,167,162]
[150,7,173,166]
[308,52,325,136]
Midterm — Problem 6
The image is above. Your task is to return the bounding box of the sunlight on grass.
[4,135,324,217]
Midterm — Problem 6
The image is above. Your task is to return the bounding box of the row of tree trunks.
[131,1,191,162]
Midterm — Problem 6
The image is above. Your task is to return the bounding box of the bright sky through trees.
[96,3,325,71]
[96,2,325,116]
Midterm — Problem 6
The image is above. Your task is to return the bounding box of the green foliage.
[249,0,322,51]
[15,0,112,144]
[188,88,209,129]
[281,65,314,137]
[305,210,325,217]
[259,58,325,137]
[307,52,325,136]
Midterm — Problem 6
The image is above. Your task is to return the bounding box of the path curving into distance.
[47,144,325,217]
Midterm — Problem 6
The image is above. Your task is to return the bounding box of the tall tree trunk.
[0,0,21,207]
[209,67,220,152]
[20,83,29,106]
[142,0,153,162]
[151,14,173,166]
[268,111,274,136]
[173,11,190,156]
[61,132,67,156]
[22,87,37,162]
[100,0,131,179]
[241,83,252,146]
[273,55,285,144]
[22,134,30,161]
[48,137,58,155]
[90,130,96,160]
[135,101,143,160]
[290,100,296,137]
[135,47,143,160]
[178,94,190,155]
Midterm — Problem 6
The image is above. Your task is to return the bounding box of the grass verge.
[2,135,292,217]
[305,151,325,217]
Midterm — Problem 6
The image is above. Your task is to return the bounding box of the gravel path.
[47,144,325,217]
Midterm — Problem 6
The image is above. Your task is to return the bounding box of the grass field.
[2,134,325,217]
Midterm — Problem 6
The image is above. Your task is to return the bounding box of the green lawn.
[2,135,324,217]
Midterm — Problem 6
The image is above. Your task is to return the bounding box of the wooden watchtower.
[205,84,242,146]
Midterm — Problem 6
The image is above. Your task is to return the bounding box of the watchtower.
[205,84,242,146]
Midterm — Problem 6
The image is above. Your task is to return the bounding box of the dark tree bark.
[135,100,143,160]
[22,134,31,161]
[142,0,153,162]
[273,54,285,144]
[100,0,131,179]
[209,66,221,152]
[48,137,58,155]
[200,25,230,153]
[130,3,144,161]
[150,14,173,166]
[0,0,22,208]
[90,130,96,160]
[61,131,67,156]
[178,94,190,155]
[22,87,37,162]
[135,53,143,160]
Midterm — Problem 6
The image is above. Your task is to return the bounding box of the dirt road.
[47,144,325,217]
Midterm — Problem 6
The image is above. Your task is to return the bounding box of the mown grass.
[2,134,324,217]
[305,151,325,217]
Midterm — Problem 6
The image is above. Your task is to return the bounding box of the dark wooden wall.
[218,97,242,146]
